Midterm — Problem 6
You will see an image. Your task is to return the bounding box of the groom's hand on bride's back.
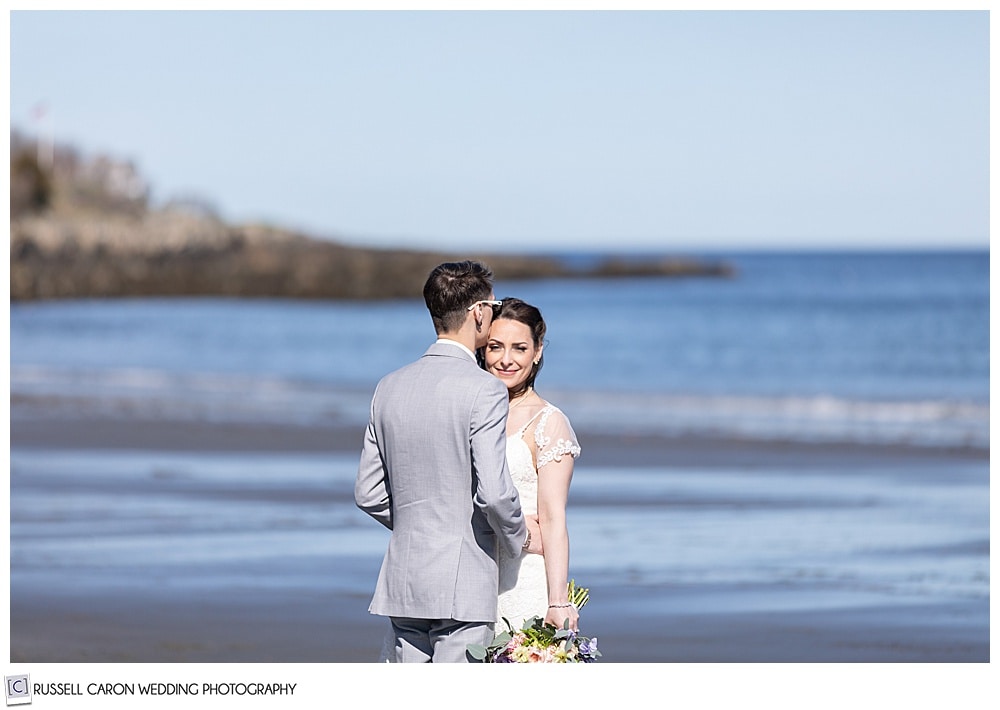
[525,515,544,555]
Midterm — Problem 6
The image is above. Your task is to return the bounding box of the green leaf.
[467,644,487,661]
[522,616,543,631]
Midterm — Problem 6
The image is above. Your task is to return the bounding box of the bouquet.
[469,580,601,663]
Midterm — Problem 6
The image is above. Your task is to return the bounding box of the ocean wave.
[9,365,373,427]
[547,388,989,449]
[10,366,988,449]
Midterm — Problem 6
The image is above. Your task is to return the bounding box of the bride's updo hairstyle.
[423,260,495,334]
[492,297,546,399]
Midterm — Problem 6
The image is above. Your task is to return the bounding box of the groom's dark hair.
[423,260,494,334]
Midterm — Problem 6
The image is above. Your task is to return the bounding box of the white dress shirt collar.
[435,338,477,361]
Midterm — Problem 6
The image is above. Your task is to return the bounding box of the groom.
[355,260,541,663]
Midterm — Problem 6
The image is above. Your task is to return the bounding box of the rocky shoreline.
[10,210,734,301]
[10,131,734,301]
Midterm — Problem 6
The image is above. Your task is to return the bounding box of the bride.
[483,297,582,634]
[378,297,582,660]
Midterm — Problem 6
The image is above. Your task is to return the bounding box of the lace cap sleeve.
[534,405,581,468]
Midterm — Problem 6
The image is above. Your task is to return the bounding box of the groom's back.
[374,351,494,516]
[366,344,514,620]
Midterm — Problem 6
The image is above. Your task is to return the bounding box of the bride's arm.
[537,453,579,631]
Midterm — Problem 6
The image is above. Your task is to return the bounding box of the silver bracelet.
[548,603,574,609]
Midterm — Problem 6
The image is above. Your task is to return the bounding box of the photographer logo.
[5,676,31,706]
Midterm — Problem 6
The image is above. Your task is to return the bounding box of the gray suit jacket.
[355,341,527,622]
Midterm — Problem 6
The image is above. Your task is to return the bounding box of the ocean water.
[9,249,990,659]
[10,249,989,448]
[10,447,988,608]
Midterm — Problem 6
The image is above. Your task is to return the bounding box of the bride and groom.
[355,260,582,663]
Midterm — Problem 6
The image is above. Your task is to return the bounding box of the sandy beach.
[9,413,989,665]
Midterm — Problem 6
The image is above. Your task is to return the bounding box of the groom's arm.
[470,378,528,558]
[355,392,393,530]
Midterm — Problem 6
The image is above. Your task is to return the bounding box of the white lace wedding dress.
[377,403,580,661]
[496,404,581,631]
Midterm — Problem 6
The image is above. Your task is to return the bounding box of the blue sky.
[8,8,990,252]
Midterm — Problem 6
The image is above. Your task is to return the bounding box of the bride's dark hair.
[481,297,546,399]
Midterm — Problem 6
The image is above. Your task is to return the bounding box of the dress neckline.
[506,402,553,440]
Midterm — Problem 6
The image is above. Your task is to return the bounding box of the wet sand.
[9,572,988,664]
[9,415,989,665]
[10,415,987,467]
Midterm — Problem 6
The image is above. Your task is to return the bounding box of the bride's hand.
[544,603,579,632]
[524,515,544,555]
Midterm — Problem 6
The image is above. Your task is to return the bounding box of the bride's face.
[484,318,540,392]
